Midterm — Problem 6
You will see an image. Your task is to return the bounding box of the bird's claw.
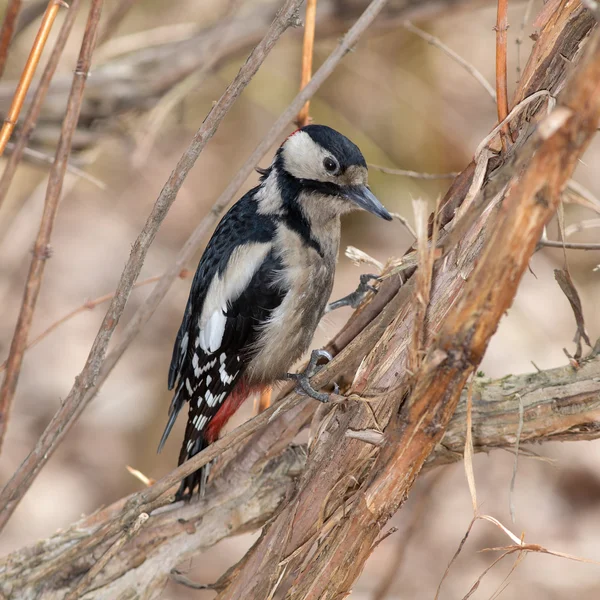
[327,273,380,311]
[287,349,332,403]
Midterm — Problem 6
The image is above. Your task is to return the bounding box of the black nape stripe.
[275,166,324,257]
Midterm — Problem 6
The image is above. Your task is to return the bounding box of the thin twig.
[5,140,105,189]
[0,0,102,453]
[296,0,317,127]
[495,0,511,149]
[509,393,523,523]
[0,0,392,540]
[0,270,191,375]
[0,0,23,78]
[0,0,305,533]
[0,0,67,156]
[474,90,554,157]
[516,0,535,81]
[403,20,496,101]
[371,472,445,600]
[0,0,82,207]
[539,239,600,250]
[132,0,244,167]
[565,218,600,237]
[369,163,459,179]
[97,0,139,44]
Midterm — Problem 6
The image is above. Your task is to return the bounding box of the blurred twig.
[539,239,600,250]
[296,0,317,127]
[0,0,66,157]
[0,0,304,533]
[0,270,191,375]
[372,471,445,600]
[0,0,82,207]
[0,0,23,78]
[97,0,139,44]
[369,163,459,179]
[403,20,496,100]
[516,0,534,80]
[0,0,102,453]
[495,0,511,149]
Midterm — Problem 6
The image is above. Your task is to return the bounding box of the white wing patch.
[198,310,227,353]
[197,242,271,354]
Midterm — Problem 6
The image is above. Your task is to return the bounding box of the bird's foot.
[327,273,380,311]
[287,349,333,403]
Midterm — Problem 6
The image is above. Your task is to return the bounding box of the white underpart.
[256,170,283,215]
[282,131,336,182]
[198,243,271,353]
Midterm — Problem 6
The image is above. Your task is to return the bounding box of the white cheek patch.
[282,131,332,182]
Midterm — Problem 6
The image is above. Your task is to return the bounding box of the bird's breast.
[245,222,339,382]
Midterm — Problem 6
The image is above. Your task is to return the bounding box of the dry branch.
[0,0,23,78]
[1,353,599,599]
[0,0,82,208]
[495,0,510,149]
[0,0,304,532]
[0,0,102,452]
[296,0,317,127]
[212,15,600,600]
[0,0,598,596]
[0,0,66,156]
[0,0,488,153]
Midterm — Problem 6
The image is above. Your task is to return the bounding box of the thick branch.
[214,11,600,600]
[1,355,598,599]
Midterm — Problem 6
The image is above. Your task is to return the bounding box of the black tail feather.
[175,433,210,501]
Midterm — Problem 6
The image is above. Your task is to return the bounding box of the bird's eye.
[323,157,338,173]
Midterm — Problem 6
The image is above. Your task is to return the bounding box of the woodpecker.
[159,124,391,498]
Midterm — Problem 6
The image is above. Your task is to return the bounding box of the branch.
[0,0,82,207]
[0,0,66,156]
[296,0,317,127]
[0,0,23,78]
[0,0,101,451]
[495,0,510,149]
[214,18,600,600]
[403,20,496,100]
[0,0,489,152]
[0,0,304,532]
[2,355,598,598]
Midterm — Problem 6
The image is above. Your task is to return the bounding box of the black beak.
[342,185,392,221]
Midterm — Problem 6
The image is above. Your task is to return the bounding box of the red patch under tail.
[204,378,261,443]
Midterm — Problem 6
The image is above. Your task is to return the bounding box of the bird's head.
[273,124,392,222]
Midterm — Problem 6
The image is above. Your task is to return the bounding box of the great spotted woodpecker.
[159,125,391,498]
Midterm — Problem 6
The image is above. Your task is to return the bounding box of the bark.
[1,1,598,599]
[214,3,600,598]
[1,352,598,599]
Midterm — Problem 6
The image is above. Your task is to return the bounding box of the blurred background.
[0,0,599,598]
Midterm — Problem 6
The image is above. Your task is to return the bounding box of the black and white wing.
[159,193,286,456]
